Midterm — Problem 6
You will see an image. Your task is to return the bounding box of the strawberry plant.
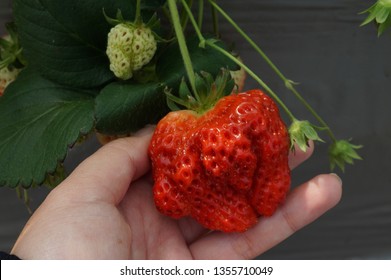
[0,0,361,230]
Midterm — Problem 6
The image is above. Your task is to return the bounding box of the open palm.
[11,127,342,259]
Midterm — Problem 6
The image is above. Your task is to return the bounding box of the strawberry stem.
[207,0,337,142]
[171,0,361,171]
[167,0,199,99]
[134,0,142,25]
[198,0,205,30]
[180,0,193,31]
[210,1,220,37]
[180,1,296,121]
[206,42,296,122]
[180,0,206,45]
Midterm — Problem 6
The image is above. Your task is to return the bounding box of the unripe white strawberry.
[0,66,20,96]
[106,23,157,80]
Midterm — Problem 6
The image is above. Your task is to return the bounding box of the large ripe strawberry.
[148,72,290,232]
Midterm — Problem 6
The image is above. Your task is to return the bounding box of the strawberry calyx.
[0,22,26,96]
[165,69,235,115]
[288,119,324,152]
[0,22,26,70]
[361,0,391,36]
[328,140,363,172]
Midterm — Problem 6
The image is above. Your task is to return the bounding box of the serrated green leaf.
[13,0,137,88]
[156,35,239,89]
[95,81,168,135]
[0,70,95,188]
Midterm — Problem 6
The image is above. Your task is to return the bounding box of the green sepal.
[103,8,126,26]
[0,22,26,70]
[328,139,363,172]
[165,69,235,114]
[288,119,324,152]
[0,69,96,188]
[360,0,391,36]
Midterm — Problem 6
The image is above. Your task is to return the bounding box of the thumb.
[54,126,155,205]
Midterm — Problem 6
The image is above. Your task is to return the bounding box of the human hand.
[11,127,342,259]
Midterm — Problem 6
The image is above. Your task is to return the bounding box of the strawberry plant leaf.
[0,70,95,188]
[95,81,168,135]
[13,0,137,88]
[156,35,239,89]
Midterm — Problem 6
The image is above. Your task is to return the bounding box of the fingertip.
[322,173,343,207]
[278,173,343,234]
[133,125,156,137]
[300,173,343,214]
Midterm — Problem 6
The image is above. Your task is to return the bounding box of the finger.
[178,217,209,244]
[181,141,315,243]
[180,141,315,243]
[189,173,342,259]
[289,140,314,170]
[54,126,155,205]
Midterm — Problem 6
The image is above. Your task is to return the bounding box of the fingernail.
[330,173,342,184]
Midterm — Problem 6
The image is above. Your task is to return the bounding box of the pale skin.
[11,126,342,259]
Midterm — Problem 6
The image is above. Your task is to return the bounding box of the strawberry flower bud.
[328,140,363,172]
[288,119,323,152]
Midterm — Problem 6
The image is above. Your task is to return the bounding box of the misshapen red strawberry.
[149,88,290,232]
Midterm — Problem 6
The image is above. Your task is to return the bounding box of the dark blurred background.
[1,0,391,259]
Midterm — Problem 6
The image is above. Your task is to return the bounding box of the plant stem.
[210,0,220,37]
[180,0,193,31]
[181,0,206,44]
[207,0,337,141]
[167,0,198,97]
[179,1,296,121]
[134,0,142,24]
[198,0,204,30]
[207,42,296,122]
[289,85,336,141]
